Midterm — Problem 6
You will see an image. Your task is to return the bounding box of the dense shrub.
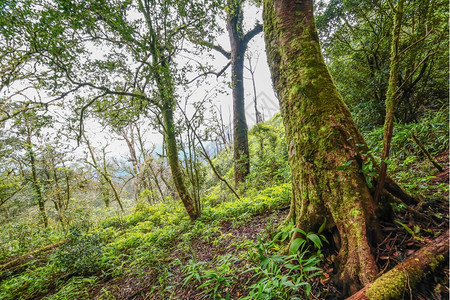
[53,227,104,276]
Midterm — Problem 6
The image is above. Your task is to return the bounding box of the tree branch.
[192,39,231,59]
[77,92,108,145]
[185,61,231,85]
[395,50,437,97]
[242,23,263,47]
[176,102,240,200]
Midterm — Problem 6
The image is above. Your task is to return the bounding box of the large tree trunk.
[263,0,382,293]
[230,46,250,187]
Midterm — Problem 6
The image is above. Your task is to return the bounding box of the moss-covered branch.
[0,240,67,278]
[347,230,449,300]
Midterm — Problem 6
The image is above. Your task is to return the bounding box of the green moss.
[365,268,408,300]
[365,250,446,300]
[350,208,362,218]
[428,254,444,270]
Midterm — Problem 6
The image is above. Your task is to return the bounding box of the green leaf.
[289,238,305,255]
[272,231,283,242]
[305,283,312,295]
[271,255,286,264]
[394,220,414,236]
[260,257,269,268]
[285,263,300,270]
[281,280,294,288]
[291,228,307,236]
[307,233,323,249]
[303,266,321,272]
[318,217,327,233]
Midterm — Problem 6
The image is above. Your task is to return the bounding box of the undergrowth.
[0,111,447,299]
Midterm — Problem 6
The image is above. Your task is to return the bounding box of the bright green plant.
[44,276,97,300]
[181,258,208,287]
[245,224,327,299]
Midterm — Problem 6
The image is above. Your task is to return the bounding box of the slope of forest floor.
[0,120,448,300]
[88,152,450,300]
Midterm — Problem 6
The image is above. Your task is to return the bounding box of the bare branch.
[185,61,231,85]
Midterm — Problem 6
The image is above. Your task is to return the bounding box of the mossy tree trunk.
[25,126,48,228]
[348,230,449,300]
[263,0,382,293]
[374,0,404,203]
[161,101,200,221]
[140,0,200,220]
[155,57,200,221]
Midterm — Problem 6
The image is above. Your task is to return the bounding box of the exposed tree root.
[347,230,449,300]
[0,240,67,278]
[383,190,431,221]
[384,177,418,205]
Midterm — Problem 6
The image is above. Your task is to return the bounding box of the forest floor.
[88,153,449,300]
[0,154,447,300]
[89,210,290,300]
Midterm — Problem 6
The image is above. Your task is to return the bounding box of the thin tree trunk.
[26,128,48,228]
[411,133,443,172]
[374,0,404,203]
[122,125,141,201]
[178,104,240,200]
[226,0,262,186]
[83,133,124,211]
[246,55,262,124]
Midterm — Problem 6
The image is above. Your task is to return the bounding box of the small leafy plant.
[245,222,327,299]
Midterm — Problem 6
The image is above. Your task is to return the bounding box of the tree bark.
[161,104,199,221]
[347,230,449,300]
[263,0,382,293]
[226,0,262,186]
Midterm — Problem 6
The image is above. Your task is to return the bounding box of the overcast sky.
[81,3,279,159]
